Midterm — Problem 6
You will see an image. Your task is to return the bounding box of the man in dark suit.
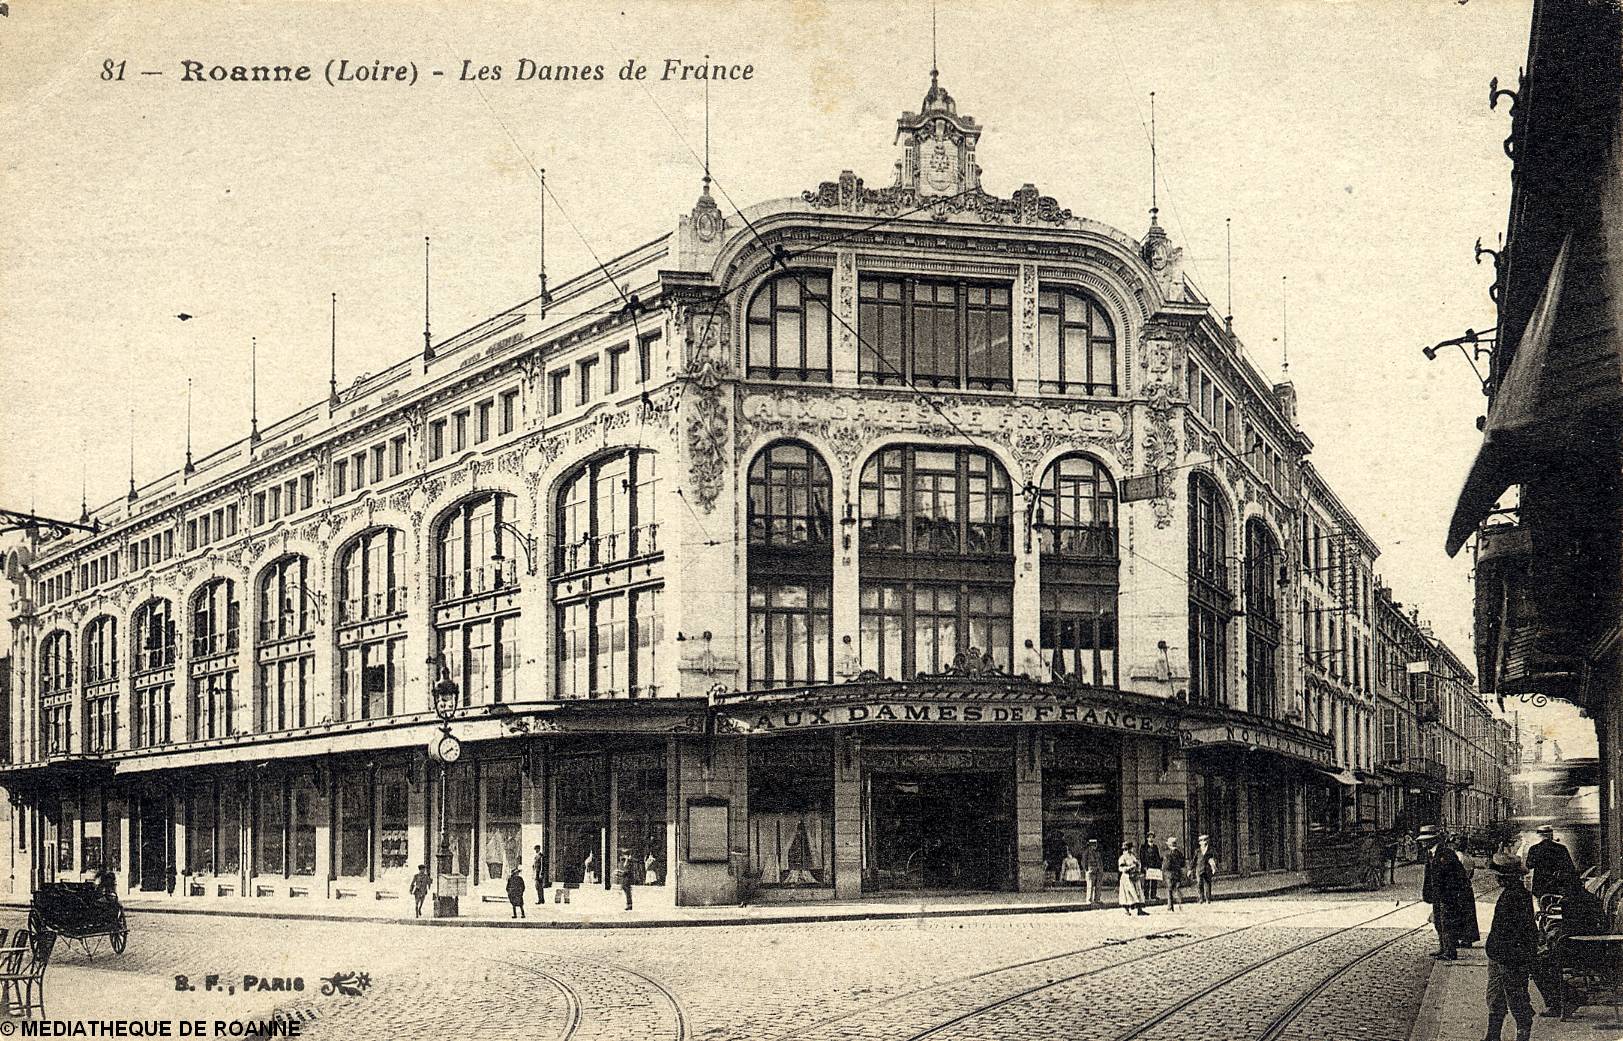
[1525,825,1578,899]
[1420,824,1474,960]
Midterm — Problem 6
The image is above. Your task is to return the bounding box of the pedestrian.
[409,864,432,918]
[1163,837,1186,911]
[533,844,547,905]
[1140,834,1162,903]
[1195,834,1218,904]
[1485,852,1537,1041]
[1524,825,1577,902]
[613,849,634,911]
[1060,845,1084,886]
[1419,824,1474,960]
[1083,839,1105,904]
[506,867,526,919]
[1118,842,1150,917]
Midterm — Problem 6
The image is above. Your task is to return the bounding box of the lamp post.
[428,655,462,916]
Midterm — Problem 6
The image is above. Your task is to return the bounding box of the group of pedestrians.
[407,845,641,919]
[1417,822,1585,1041]
[1057,832,1219,916]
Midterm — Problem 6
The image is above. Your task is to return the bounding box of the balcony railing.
[436,559,519,602]
[259,614,313,642]
[1040,523,1119,560]
[1384,756,1446,781]
[554,523,660,575]
[137,646,176,672]
[190,631,239,658]
[82,662,120,685]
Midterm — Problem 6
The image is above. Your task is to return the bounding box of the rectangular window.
[548,371,567,416]
[577,357,597,406]
[258,782,286,876]
[429,420,446,461]
[379,768,410,873]
[452,411,469,453]
[283,480,297,514]
[370,445,385,484]
[333,461,348,497]
[337,771,370,878]
[639,332,658,383]
[226,505,239,535]
[268,488,281,521]
[351,452,367,489]
[499,389,518,433]
[188,520,198,552]
[300,473,314,509]
[608,345,629,393]
[475,399,493,443]
[390,436,406,476]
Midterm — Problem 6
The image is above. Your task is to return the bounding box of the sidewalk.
[3,868,1311,931]
[1409,897,1623,1041]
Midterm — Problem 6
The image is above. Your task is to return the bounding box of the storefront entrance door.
[867,773,1010,891]
[138,796,170,892]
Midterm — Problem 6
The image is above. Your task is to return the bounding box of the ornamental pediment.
[802,170,1072,227]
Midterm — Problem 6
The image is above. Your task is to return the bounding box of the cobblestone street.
[28,881,1457,1041]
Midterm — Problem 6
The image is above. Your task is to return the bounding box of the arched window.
[257,555,314,733]
[747,442,833,688]
[858,446,1014,677]
[434,494,523,706]
[1246,519,1281,720]
[39,629,73,756]
[1037,287,1116,396]
[337,528,406,721]
[1188,473,1233,706]
[83,615,119,753]
[132,599,175,748]
[747,272,831,382]
[553,450,662,699]
[189,579,240,740]
[1037,455,1119,686]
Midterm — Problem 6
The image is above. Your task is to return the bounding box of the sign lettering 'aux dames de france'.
[726,700,1179,737]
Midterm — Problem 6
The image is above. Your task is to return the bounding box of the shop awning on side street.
[1313,766,1361,788]
[1446,233,1572,557]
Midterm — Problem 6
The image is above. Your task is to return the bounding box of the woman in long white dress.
[1118,842,1150,916]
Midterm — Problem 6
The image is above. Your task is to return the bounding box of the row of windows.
[547,333,659,419]
[38,571,73,607]
[429,391,518,463]
[254,474,316,527]
[77,549,121,596]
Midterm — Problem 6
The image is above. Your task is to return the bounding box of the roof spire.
[328,292,340,408]
[1149,91,1159,227]
[1225,217,1234,332]
[79,441,89,524]
[184,377,196,475]
[422,236,434,363]
[1281,275,1290,374]
[249,336,261,445]
[932,0,939,79]
[126,408,137,503]
[538,172,552,312]
[703,73,712,195]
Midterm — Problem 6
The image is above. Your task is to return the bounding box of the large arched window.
[553,450,662,699]
[858,445,1014,677]
[747,272,831,382]
[858,277,1013,390]
[1188,473,1233,706]
[1037,455,1119,686]
[132,598,175,748]
[83,615,119,753]
[337,528,406,720]
[39,629,73,756]
[434,493,522,705]
[747,441,833,688]
[257,555,314,732]
[1245,519,1282,719]
[1038,287,1117,396]
[189,579,240,740]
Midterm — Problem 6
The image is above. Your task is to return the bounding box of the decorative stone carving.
[802,170,1072,227]
[678,305,732,513]
[1019,265,1038,361]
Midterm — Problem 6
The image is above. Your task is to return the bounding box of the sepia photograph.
[0,1,1619,1038]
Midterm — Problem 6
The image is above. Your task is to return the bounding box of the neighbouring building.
[0,72,1513,912]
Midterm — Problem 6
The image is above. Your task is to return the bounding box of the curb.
[0,880,1311,931]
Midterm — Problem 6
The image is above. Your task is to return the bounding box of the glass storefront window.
[482,759,522,881]
[218,788,241,874]
[337,771,370,878]
[186,786,214,875]
[1040,736,1121,884]
[748,740,831,887]
[58,800,76,874]
[379,768,410,873]
[258,782,286,876]
[444,762,475,878]
[616,758,667,886]
[555,757,605,885]
[290,780,318,876]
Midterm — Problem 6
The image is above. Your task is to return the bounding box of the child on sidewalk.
[1485,852,1537,1041]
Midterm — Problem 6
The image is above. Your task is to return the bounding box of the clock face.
[438,734,462,763]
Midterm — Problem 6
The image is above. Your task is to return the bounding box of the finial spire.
[538,172,551,310]
[1281,275,1290,374]
[931,0,938,77]
[250,336,260,445]
[79,441,89,524]
[127,408,137,503]
[1149,91,1159,226]
[184,378,196,475]
[1225,217,1233,332]
[329,292,340,408]
[703,74,712,194]
[423,236,434,363]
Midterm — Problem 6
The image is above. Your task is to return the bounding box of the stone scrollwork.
[802,170,1073,227]
[679,304,732,513]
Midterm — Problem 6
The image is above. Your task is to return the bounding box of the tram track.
[504,952,688,1041]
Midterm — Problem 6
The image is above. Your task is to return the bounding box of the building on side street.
[0,73,1518,913]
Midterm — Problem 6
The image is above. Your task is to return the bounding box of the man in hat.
[1162,837,1187,911]
[1485,852,1537,1041]
[1420,825,1474,960]
[1524,825,1578,900]
[1194,834,1218,904]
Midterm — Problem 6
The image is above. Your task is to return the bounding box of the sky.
[0,0,1587,752]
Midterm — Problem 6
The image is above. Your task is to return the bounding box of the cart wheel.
[111,929,127,955]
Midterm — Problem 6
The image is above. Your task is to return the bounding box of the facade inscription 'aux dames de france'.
[0,65,1510,915]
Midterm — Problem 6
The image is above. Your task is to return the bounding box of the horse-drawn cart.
[1305,826,1389,891]
[29,882,128,958]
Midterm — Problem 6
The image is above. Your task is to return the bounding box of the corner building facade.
[0,78,1336,909]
